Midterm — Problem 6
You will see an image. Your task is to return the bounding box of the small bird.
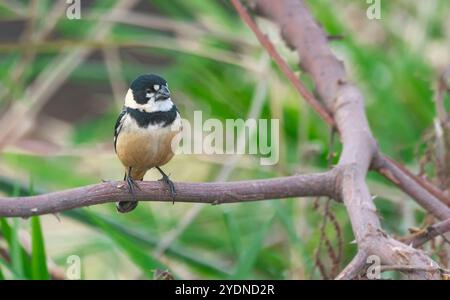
[114,74,182,213]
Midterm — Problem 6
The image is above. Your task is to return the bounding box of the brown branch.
[249,0,442,279]
[404,218,450,248]
[373,155,450,220]
[230,0,450,214]
[0,170,340,218]
[379,265,446,275]
[335,250,368,280]
[430,67,450,193]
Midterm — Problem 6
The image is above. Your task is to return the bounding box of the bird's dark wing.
[114,108,127,152]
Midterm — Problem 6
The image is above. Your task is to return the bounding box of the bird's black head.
[130,74,170,104]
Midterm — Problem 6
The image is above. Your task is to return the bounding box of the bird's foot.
[158,173,176,204]
[126,175,141,192]
[116,176,140,213]
[124,175,142,202]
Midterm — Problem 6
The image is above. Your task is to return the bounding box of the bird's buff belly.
[116,127,180,171]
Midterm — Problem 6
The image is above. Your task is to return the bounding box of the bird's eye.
[145,88,151,93]
[153,85,160,91]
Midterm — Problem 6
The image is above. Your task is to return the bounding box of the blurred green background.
[0,0,448,279]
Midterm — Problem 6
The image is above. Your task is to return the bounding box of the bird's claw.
[125,176,141,202]
[159,174,176,204]
[116,176,139,213]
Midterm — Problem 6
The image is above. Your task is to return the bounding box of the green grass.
[31,216,50,280]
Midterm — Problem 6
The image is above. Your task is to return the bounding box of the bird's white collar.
[124,88,174,112]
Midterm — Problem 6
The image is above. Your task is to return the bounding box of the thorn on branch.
[327,34,344,41]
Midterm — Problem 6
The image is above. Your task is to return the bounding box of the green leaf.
[231,216,273,279]
[84,211,167,278]
[0,184,33,279]
[10,218,25,279]
[0,255,34,280]
[2,153,95,189]
[221,208,241,255]
[273,201,314,275]
[31,216,50,280]
[0,256,18,279]
[64,209,231,278]
[0,218,12,242]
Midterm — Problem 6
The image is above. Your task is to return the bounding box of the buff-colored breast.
[116,126,180,179]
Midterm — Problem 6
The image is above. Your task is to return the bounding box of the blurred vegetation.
[0,0,449,279]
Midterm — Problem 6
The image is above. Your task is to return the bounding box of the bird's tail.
[116,200,138,213]
[117,168,146,213]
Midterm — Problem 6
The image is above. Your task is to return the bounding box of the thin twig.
[379,265,443,274]
[230,0,335,127]
[405,218,450,248]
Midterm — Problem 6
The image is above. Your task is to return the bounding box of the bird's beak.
[155,85,170,101]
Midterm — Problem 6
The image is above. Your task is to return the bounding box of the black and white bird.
[114,74,182,213]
